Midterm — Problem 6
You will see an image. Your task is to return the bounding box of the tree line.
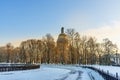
[0,28,118,65]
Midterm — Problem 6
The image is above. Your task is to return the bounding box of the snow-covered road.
[0,64,104,80]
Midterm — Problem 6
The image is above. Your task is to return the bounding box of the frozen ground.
[91,65,120,78]
[0,64,104,80]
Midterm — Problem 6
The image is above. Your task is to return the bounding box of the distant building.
[110,53,120,65]
[56,27,69,64]
[57,27,68,45]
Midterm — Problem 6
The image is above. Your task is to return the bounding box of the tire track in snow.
[55,70,83,80]
[76,71,83,80]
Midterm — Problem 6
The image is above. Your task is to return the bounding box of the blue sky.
[1,0,120,47]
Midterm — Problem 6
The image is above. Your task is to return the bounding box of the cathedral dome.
[57,27,68,44]
[56,27,69,64]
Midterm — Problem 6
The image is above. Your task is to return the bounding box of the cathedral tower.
[56,27,69,64]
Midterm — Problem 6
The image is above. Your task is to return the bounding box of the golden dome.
[57,27,68,43]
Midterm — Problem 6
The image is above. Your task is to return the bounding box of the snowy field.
[0,64,104,80]
[91,65,120,78]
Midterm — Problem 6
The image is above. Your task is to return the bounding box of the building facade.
[110,53,120,65]
[56,27,69,64]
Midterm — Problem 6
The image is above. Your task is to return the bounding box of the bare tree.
[102,38,117,65]
[87,37,97,64]
[42,34,55,64]
[81,36,88,64]
[74,32,81,64]
[6,43,13,63]
[66,28,76,64]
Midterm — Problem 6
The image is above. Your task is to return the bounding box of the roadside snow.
[0,66,70,80]
[92,65,120,78]
[84,68,104,80]
[0,64,104,80]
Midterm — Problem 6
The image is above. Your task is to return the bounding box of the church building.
[56,27,69,64]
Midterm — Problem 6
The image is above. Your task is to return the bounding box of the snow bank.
[91,65,120,78]
[0,65,70,80]
[0,64,104,80]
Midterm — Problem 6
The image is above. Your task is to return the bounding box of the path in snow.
[84,68,105,80]
[0,64,104,80]
[55,70,83,80]
[53,65,104,80]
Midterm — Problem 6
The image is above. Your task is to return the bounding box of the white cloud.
[11,40,21,47]
[11,35,58,47]
[4,37,40,47]
[0,40,21,47]
[80,20,120,51]
[3,19,120,52]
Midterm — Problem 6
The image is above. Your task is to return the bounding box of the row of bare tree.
[0,28,118,65]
